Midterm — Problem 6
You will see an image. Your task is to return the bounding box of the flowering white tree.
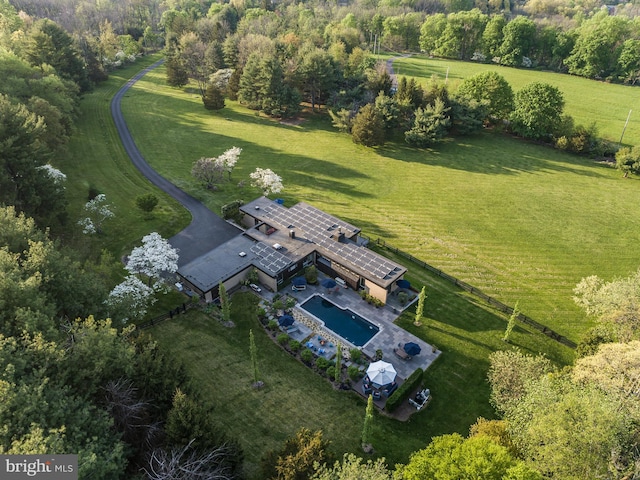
[107,275,156,323]
[126,232,179,291]
[38,164,67,185]
[217,146,241,180]
[78,194,115,234]
[250,167,283,196]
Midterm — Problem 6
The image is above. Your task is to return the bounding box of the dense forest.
[1,0,640,477]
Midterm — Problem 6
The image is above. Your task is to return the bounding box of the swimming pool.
[299,295,379,347]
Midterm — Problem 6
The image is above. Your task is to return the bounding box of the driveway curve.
[111,60,241,267]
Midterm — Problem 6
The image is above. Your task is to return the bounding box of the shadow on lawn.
[127,109,377,202]
[377,132,612,178]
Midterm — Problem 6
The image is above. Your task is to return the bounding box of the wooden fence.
[137,302,195,330]
[369,237,577,349]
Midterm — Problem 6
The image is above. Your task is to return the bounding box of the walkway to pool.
[259,276,441,381]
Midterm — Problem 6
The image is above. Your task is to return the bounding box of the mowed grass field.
[59,54,189,259]
[122,64,640,342]
[392,54,640,146]
[152,286,570,479]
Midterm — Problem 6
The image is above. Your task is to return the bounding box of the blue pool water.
[300,295,379,347]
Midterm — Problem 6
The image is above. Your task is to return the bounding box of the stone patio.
[257,274,441,381]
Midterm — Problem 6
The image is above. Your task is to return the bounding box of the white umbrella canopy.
[366,360,397,387]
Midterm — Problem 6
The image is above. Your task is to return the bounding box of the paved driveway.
[111,60,241,266]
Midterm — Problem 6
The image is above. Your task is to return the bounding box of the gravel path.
[110,60,241,266]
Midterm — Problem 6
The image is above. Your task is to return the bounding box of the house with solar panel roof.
[176,197,408,304]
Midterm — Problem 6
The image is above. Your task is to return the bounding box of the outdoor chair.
[394,348,411,361]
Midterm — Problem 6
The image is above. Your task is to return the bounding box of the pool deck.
[259,277,441,381]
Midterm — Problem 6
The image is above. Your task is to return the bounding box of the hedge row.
[385,368,424,413]
[221,199,244,219]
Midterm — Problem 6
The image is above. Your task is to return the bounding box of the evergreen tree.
[414,286,427,326]
[352,104,385,146]
[250,329,260,384]
[503,301,519,342]
[405,99,451,148]
[362,394,374,449]
[202,83,225,110]
[219,282,231,323]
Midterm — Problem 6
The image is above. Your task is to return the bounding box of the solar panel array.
[255,202,403,281]
[250,242,291,274]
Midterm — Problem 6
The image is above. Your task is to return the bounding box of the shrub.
[272,300,284,311]
[257,307,266,318]
[326,366,336,379]
[398,292,409,306]
[277,333,289,345]
[289,340,301,353]
[305,265,318,284]
[267,320,279,331]
[385,368,424,413]
[347,365,362,380]
[301,348,313,364]
[135,193,159,214]
[349,348,362,363]
[375,349,383,361]
[316,357,331,370]
[285,297,297,309]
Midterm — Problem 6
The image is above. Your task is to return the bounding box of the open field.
[391,54,640,147]
[151,288,571,479]
[121,65,640,343]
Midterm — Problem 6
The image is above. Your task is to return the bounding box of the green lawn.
[152,289,571,479]
[58,54,189,260]
[58,58,636,477]
[391,54,640,147]
[121,65,640,343]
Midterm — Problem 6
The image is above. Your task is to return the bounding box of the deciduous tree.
[78,193,115,234]
[250,167,283,196]
[456,71,513,120]
[125,232,179,291]
[616,145,640,177]
[510,82,564,140]
[311,453,391,480]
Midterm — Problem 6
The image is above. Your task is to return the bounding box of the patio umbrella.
[321,278,337,289]
[278,314,294,327]
[404,342,421,356]
[397,279,411,289]
[292,276,307,287]
[366,360,397,388]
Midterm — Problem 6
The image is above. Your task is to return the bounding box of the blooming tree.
[126,232,179,291]
[217,146,241,180]
[78,194,115,234]
[107,274,156,323]
[191,147,242,187]
[38,164,67,185]
[250,167,283,196]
